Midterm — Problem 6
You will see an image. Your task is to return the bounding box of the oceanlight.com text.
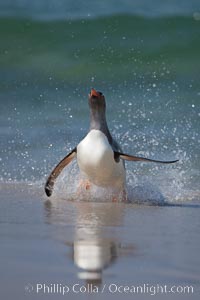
[25,283,194,296]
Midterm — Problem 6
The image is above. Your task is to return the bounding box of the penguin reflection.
[73,202,125,285]
[44,200,134,285]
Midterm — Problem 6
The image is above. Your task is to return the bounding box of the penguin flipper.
[114,151,179,164]
[45,148,77,197]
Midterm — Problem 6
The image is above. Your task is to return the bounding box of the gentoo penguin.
[45,88,178,197]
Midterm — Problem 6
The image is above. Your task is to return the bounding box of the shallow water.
[0,183,200,299]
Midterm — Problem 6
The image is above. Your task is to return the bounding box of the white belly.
[77,130,125,188]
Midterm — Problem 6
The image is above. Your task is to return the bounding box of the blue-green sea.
[1,13,200,200]
[0,1,200,299]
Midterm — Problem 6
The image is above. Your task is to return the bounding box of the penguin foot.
[112,196,118,202]
[77,179,91,195]
[112,188,127,203]
[85,181,91,190]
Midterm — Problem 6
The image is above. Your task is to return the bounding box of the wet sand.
[0,182,200,299]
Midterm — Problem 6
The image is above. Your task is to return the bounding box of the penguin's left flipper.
[114,151,179,164]
[45,148,77,197]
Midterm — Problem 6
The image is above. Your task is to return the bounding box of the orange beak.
[90,88,100,97]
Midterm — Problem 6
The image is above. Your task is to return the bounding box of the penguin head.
[88,88,106,112]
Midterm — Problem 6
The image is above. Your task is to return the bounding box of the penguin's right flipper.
[115,151,179,164]
[45,148,77,197]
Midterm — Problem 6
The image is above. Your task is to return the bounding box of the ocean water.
[0,12,200,201]
[0,2,200,299]
[1,184,200,300]
[0,0,200,19]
